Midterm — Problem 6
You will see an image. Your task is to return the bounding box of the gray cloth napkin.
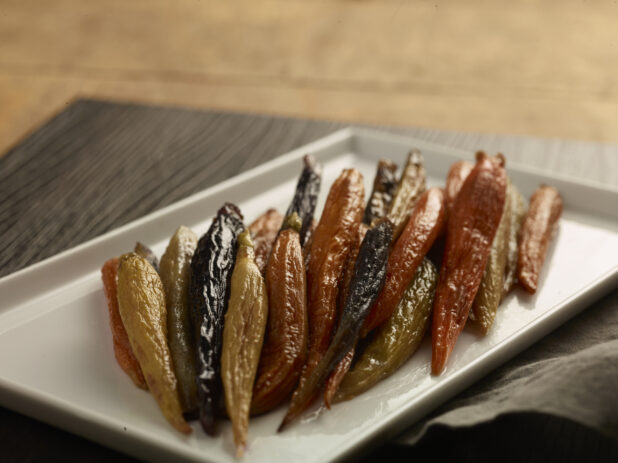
[396,288,618,451]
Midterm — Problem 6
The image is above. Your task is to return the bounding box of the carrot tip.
[199,415,217,436]
[278,403,306,432]
[323,397,332,410]
[175,421,192,435]
[518,272,538,294]
[431,353,447,376]
[277,416,291,433]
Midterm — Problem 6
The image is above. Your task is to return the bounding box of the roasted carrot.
[324,347,354,409]
[221,231,268,456]
[431,153,506,375]
[502,181,526,297]
[386,150,426,240]
[251,214,308,415]
[101,257,147,390]
[517,185,563,294]
[249,209,283,275]
[444,160,473,217]
[284,155,322,248]
[117,253,191,434]
[468,179,512,335]
[190,203,245,435]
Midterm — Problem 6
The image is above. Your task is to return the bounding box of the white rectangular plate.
[0,128,617,463]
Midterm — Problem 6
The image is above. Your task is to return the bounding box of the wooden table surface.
[1,0,618,157]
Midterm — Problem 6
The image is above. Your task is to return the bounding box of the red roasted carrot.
[444,160,473,217]
[431,153,507,375]
[517,185,563,294]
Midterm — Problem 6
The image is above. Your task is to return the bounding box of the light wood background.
[1,0,618,156]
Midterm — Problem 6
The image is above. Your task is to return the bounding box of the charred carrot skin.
[190,203,245,435]
[361,187,446,338]
[328,223,368,399]
[284,154,322,248]
[280,169,364,430]
[101,258,148,389]
[279,220,391,428]
[444,160,473,217]
[249,209,283,275]
[517,185,563,294]
[337,223,369,317]
[431,154,507,375]
[302,218,317,269]
[251,215,308,415]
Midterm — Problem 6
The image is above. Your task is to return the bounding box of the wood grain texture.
[0,100,340,278]
[0,100,617,462]
[1,0,618,156]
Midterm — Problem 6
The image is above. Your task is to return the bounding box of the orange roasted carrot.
[431,153,507,375]
[100,257,147,389]
[360,187,446,338]
[279,168,364,430]
[517,185,563,294]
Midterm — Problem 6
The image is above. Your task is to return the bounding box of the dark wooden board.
[0,100,345,278]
